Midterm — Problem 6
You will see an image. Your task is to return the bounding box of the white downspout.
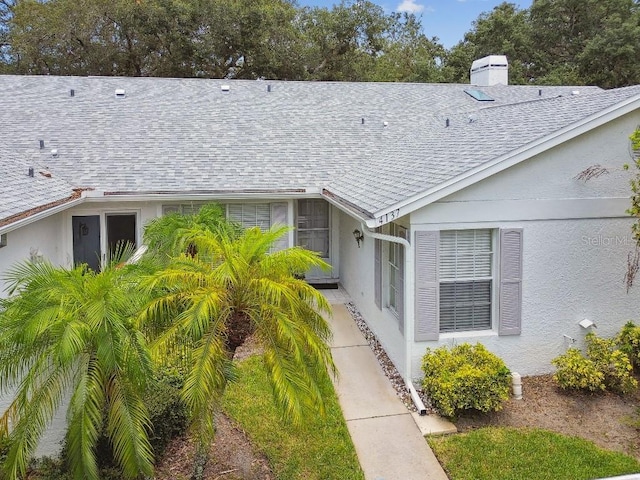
[360,223,427,415]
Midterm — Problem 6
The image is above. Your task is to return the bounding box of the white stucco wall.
[0,213,69,457]
[409,111,640,377]
[0,213,66,297]
[338,211,408,376]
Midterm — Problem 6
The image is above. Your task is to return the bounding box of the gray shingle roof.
[0,147,78,225]
[0,74,638,224]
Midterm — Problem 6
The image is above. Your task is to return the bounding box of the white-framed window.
[227,203,271,230]
[162,203,206,215]
[0,233,6,248]
[388,223,404,314]
[296,199,329,257]
[439,229,493,332]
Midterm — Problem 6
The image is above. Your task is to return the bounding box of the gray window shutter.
[397,227,406,334]
[374,238,382,310]
[415,231,439,341]
[499,228,523,336]
[271,202,289,251]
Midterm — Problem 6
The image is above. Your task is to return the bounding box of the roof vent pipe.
[39,140,44,149]
[51,149,58,158]
[267,84,271,93]
[28,167,34,177]
[538,89,542,96]
[115,89,126,97]
[221,85,230,92]
[361,118,365,125]
[446,118,450,127]
[70,89,75,97]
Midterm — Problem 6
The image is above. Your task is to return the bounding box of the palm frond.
[181,328,231,445]
[66,355,105,480]
[105,375,154,479]
[4,360,74,480]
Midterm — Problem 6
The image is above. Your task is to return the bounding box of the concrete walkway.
[326,302,452,480]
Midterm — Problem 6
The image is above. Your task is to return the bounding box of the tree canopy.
[1,0,639,87]
[443,0,640,87]
[1,0,445,82]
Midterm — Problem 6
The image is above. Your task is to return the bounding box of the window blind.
[439,229,492,332]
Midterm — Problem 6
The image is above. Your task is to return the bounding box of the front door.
[72,215,101,271]
[296,199,333,281]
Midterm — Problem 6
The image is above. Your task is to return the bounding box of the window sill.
[439,329,498,340]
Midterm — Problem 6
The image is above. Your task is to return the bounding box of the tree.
[442,2,533,84]
[576,10,640,88]
[143,203,240,260]
[140,220,336,448]
[4,0,446,81]
[446,0,640,87]
[0,252,155,480]
[366,12,446,83]
[627,127,640,241]
[528,0,639,85]
[0,0,14,72]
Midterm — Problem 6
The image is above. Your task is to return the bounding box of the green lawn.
[222,356,364,480]
[428,427,640,480]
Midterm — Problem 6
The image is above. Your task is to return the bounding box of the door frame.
[294,198,339,281]
[65,208,140,270]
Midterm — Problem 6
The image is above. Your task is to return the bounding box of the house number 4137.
[377,209,400,225]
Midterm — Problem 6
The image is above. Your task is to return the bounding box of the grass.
[428,427,640,480]
[222,356,364,480]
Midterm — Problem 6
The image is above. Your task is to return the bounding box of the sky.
[297,0,533,49]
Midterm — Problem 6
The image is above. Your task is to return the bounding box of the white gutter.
[359,223,427,415]
[0,196,86,235]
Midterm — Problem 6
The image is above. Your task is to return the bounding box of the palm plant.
[0,251,155,480]
[141,223,336,445]
[143,203,241,260]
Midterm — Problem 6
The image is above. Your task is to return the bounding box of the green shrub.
[552,347,605,391]
[617,321,640,369]
[92,365,188,475]
[552,333,637,394]
[421,343,511,418]
[146,366,189,458]
[586,333,637,394]
[26,456,71,480]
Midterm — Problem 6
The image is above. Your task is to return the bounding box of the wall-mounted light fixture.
[353,229,364,248]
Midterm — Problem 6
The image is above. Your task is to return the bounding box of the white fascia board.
[0,196,86,235]
[84,188,324,203]
[366,95,640,229]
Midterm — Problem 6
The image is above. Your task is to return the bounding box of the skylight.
[464,89,494,101]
